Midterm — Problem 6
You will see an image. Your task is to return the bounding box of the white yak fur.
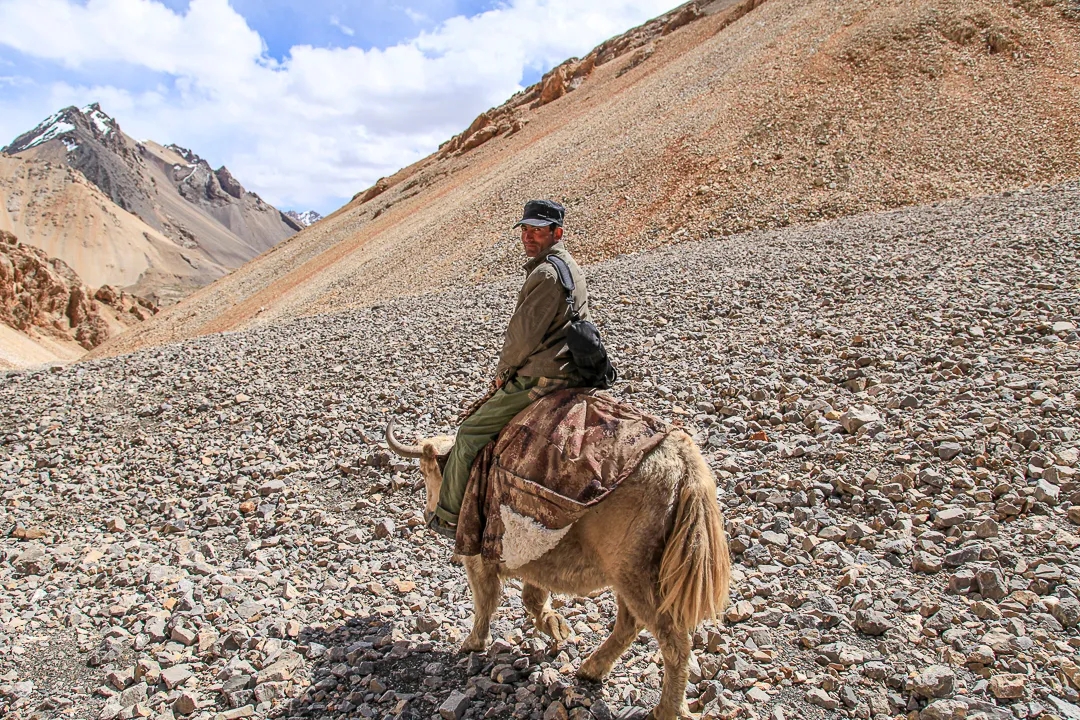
[499,505,573,570]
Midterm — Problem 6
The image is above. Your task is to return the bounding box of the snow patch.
[21,121,76,150]
[81,104,114,137]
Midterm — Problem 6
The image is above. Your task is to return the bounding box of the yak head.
[384,419,454,516]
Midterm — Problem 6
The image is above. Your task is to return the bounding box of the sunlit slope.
[95,0,1080,358]
[0,155,226,292]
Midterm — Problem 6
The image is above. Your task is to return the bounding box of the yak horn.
[385,418,423,459]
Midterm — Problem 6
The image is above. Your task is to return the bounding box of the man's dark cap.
[513,199,565,228]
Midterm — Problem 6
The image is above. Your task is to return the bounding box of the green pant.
[435,375,542,523]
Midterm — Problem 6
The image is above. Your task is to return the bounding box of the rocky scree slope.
[2,184,1080,719]
[96,0,1080,358]
[2,104,299,304]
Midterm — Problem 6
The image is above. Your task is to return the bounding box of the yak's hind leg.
[461,555,502,653]
[521,583,571,648]
[616,590,693,720]
[649,612,694,720]
[577,596,643,682]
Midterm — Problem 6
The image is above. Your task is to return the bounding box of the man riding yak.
[428,199,594,538]
[391,199,729,719]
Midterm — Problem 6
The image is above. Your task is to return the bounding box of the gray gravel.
[1,182,1079,720]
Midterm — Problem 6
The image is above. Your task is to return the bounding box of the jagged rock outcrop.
[428,2,707,163]
[1,229,106,349]
[94,284,158,321]
[438,109,525,157]
[0,229,157,350]
[214,166,244,199]
[164,144,202,165]
[353,177,393,204]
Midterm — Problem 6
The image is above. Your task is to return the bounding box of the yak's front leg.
[522,583,571,648]
[461,555,502,652]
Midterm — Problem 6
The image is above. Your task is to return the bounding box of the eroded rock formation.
[0,230,157,350]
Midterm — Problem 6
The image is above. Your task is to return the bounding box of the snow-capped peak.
[6,110,76,152]
[1,103,120,155]
[80,103,115,137]
[285,210,323,227]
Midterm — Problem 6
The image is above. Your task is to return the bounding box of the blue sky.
[228,1,498,59]
[0,0,679,214]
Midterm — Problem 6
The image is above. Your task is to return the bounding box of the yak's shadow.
[275,614,645,719]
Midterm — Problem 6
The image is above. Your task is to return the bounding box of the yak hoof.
[460,635,490,653]
[536,612,572,647]
[575,660,605,683]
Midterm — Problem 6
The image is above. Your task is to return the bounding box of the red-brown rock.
[0,230,153,350]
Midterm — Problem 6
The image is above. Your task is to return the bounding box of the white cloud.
[404,7,431,24]
[330,15,355,37]
[0,0,680,212]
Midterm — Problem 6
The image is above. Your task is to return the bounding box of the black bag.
[546,256,618,389]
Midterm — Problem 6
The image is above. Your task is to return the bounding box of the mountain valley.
[0,1,1079,719]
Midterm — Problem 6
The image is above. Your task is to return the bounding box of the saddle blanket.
[455,388,670,566]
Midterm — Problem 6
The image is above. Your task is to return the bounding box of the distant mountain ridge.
[1,104,299,304]
[285,210,323,227]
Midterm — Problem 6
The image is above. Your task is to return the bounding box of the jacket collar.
[523,242,566,273]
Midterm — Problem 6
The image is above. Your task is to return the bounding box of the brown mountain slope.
[96,0,1080,358]
[0,154,227,292]
[2,105,299,304]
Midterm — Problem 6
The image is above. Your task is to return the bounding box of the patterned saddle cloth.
[455,388,670,566]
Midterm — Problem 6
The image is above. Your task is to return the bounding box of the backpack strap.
[546,255,575,293]
[546,255,580,321]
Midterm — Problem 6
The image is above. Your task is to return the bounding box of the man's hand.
[494,376,505,390]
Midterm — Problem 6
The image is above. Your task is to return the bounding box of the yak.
[386,418,730,720]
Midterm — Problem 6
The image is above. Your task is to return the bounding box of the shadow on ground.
[274,615,637,720]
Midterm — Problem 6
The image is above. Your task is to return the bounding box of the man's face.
[521,224,560,257]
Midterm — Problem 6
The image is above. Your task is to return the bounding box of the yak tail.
[657,433,731,631]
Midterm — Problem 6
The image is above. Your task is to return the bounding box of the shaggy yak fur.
[386,419,731,720]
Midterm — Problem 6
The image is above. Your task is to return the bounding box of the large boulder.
[840,405,881,434]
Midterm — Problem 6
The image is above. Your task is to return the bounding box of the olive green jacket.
[495,242,590,381]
